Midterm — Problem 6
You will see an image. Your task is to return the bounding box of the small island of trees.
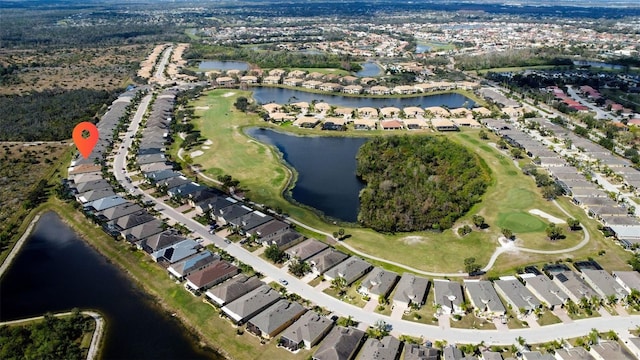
[356,135,490,232]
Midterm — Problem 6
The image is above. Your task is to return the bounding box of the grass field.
[175,89,631,275]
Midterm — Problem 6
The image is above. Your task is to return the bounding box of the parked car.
[279,278,288,286]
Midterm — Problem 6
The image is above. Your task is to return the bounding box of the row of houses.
[482,117,640,247]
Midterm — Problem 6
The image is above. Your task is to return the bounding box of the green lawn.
[176,90,630,274]
[449,314,496,330]
[537,311,562,326]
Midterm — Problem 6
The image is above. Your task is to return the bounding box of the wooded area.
[185,44,362,71]
[356,135,490,232]
[0,310,94,360]
[0,89,118,141]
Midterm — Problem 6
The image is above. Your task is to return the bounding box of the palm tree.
[331,276,348,296]
[516,336,526,347]
[606,294,618,306]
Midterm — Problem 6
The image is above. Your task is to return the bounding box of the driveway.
[552,308,574,323]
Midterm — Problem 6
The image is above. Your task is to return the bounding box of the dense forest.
[455,47,573,71]
[185,44,362,71]
[356,135,490,232]
[0,89,118,141]
[0,310,94,360]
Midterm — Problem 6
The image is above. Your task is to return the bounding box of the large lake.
[0,212,221,360]
[199,60,250,71]
[246,128,367,222]
[252,87,475,109]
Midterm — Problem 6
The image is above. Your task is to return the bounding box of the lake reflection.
[246,128,368,222]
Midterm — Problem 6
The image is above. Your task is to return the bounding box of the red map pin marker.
[73,122,99,159]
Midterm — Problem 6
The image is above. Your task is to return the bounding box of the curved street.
[110,88,640,345]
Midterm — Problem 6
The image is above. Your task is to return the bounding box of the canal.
[0,211,222,360]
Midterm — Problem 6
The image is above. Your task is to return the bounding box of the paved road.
[0,311,105,360]
[152,46,172,84]
[110,91,640,345]
[566,85,619,121]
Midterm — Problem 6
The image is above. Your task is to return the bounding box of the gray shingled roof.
[312,326,365,360]
[393,273,430,307]
[279,311,334,349]
[221,285,281,323]
[246,300,306,337]
[358,336,402,360]
[205,275,264,306]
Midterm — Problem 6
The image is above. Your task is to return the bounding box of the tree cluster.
[356,135,490,232]
[0,89,118,141]
[0,310,92,360]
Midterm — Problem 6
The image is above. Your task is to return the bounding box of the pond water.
[355,61,382,77]
[199,60,250,71]
[252,87,475,109]
[415,44,431,54]
[245,128,368,222]
[0,211,220,360]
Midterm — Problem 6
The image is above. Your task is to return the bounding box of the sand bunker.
[222,92,236,97]
[529,209,565,224]
[190,150,204,158]
[202,146,210,149]
[203,140,213,145]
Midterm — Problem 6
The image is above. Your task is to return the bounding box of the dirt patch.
[400,236,426,245]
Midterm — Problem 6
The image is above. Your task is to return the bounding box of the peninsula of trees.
[356,135,490,232]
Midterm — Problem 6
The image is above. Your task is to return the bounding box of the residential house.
[168,250,218,281]
[357,107,378,118]
[110,210,155,233]
[240,75,258,84]
[493,277,541,315]
[308,249,349,275]
[393,273,430,310]
[314,102,331,113]
[269,69,286,77]
[217,204,253,225]
[284,78,304,87]
[520,352,554,360]
[581,269,628,300]
[369,85,390,95]
[285,238,329,261]
[247,219,290,242]
[246,300,306,339]
[302,80,323,89]
[288,70,307,78]
[77,188,116,203]
[157,175,190,190]
[187,189,220,207]
[159,239,200,264]
[216,76,236,86]
[380,107,401,118]
[358,336,402,360]
[613,271,640,294]
[333,107,353,119]
[137,153,166,165]
[340,75,358,84]
[379,120,403,130]
[403,118,429,130]
[590,341,634,360]
[625,337,640,360]
[262,103,282,113]
[555,347,594,360]
[228,211,273,234]
[279,311,334,351]
[357,267,399,300]
[393,85,417,95]
[324,257,372,285]
[403,344,439,360]
[200,196,236,217]
[142,229,187,260]
[443,345,464,360]
[85,196,128,212]
[70,171,102,184]
[424,106,450,117]
[433,279,465,315]
[220,285,281,324]
[552,271,598,302]
[74,179,112,194]
[167,182,205,199]
[264,229,305,250]
[312,326,366,360]
[185,260,240,292]
[320,83,343,92]
[480,351,504,360]
[353,118,377,130]
[124,218,164,244]
[520,274,569,310]
[343,85,363,94]
[403,106,425,118]
[97,202,143,222]
[68,164,102,176]
[205,274,264,306]
[431,118,458,132]
[464,280,506,317]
